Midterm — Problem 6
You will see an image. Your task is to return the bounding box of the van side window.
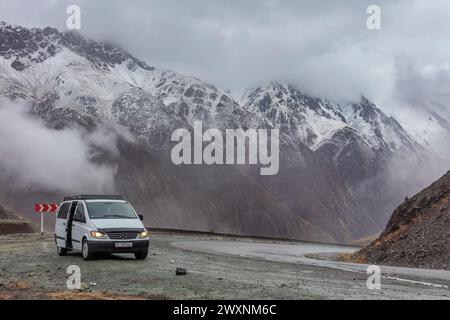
[74,203,86,223]
[57,203,70,219]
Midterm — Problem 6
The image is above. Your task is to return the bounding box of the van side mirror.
[138,214,144,221]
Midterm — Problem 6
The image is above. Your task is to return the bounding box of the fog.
[0,99,117,193]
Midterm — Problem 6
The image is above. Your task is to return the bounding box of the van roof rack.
[63,195,124,201]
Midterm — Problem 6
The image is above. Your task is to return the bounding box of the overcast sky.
[1,0,450,104]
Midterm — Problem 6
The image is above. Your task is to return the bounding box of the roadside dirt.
[0,233,448,300]
[0,279,156,299]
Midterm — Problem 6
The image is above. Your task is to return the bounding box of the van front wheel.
[135,250,148,260]
[82,239,94,260]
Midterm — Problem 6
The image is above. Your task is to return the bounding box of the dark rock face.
[357,171,450,270]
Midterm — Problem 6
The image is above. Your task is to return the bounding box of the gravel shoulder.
[0,233,448,300]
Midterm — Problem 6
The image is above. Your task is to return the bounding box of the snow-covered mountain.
[242,83,417,153]
[392,99,450,158]
[0,22,442,242]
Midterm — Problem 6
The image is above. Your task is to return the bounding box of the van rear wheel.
[82,239,94,260]
[57,246,67,256]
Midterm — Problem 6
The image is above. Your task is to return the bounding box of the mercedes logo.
[120,232,126,239]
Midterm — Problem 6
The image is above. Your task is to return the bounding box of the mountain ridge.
[0,22,445,242]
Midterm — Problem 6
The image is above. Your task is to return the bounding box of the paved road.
[172,240,450,288]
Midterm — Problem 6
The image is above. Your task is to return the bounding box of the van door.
[71,202,86,251]
[66,201,78,249]
[55,202,70,248]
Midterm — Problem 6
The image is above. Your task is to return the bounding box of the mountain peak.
[0,23,153,72]
[61,30,153,71]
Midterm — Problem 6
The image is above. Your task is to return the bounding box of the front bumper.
[88,239,149,253]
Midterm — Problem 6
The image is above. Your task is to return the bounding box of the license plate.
[115,242,133,248]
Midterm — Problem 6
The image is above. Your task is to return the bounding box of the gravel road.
[0,233,448,299]
[173,240,450,287]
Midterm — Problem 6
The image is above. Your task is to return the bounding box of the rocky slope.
[0,203,17,220]
[0,22,443,242]
[356,170,450,270]
[0,203,35,235]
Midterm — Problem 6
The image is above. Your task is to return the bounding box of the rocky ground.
[0,233,448,300]
[356,171,450,270]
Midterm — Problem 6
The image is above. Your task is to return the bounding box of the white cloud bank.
[0,99,117,193]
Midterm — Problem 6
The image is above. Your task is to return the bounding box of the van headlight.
[138,230,149,238]
[90,231,107,239]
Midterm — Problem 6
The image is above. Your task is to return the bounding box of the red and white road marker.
[34,203,59,234]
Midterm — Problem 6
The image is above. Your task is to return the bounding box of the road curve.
[172,240,450,287]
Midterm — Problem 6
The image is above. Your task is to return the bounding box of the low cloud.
[2,0,450,103]
[0,99,117,193]
[392,56,450,106]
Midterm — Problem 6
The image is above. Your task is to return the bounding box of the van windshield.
[86,202,138,219]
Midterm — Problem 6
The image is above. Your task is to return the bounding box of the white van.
[54,195,149,260]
